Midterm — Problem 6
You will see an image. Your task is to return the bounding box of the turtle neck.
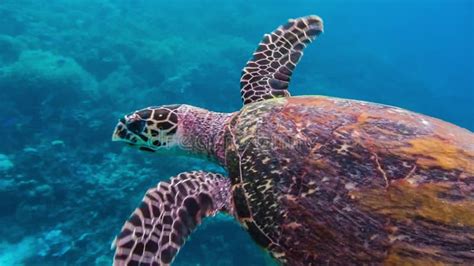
[176,105,234,165]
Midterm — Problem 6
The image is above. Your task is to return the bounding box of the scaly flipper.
[240,15,324,105]
[113,171,231,266]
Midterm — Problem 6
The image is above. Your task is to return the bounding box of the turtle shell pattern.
[224,96,474,265]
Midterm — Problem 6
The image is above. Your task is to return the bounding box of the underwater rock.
[0,179,15,191]
[77,46,124,81]
[23,147,39,153]
[51,139,65,147]
[0,154,14,172]
[0,237,38,265]
[31,184,54,199]
[37,229,72,257]
[0,50,97,110]
[128,39,176,86]
[15,203,49,225]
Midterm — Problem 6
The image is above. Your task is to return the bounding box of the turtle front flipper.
[113,171,231,266]
[240,15,323,105]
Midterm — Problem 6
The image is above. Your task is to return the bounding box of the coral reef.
[0,50,97,107]
[0,154,14,172]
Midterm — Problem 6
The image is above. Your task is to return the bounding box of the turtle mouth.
[112,121,129,142]
[112,121,157,153]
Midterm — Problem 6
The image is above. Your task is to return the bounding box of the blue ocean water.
[0,0,472,265]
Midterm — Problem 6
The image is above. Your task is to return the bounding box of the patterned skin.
[240,15,323,104]
[112,104,230,163]
[111,15,474,265]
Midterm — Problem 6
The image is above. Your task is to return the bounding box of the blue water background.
[0,0,472,265]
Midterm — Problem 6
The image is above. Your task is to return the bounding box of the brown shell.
[224,96,474,265]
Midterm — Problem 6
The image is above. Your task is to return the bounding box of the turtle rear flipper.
[113,171,231,266]
[240,15,323,105]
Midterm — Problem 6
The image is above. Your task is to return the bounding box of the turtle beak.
[112,119,127,142]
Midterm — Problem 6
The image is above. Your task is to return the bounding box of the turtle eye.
[127,119,146,135]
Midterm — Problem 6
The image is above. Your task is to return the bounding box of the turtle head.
[112,105,181,153]
[112,104,229,163]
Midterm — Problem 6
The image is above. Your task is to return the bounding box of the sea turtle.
[111,15,474,265]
